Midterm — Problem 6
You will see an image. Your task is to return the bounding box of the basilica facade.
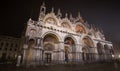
[21,3,114,65]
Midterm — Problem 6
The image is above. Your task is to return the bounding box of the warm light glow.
[119,55,120,58]
[61,22,71,29]
[112,54,114,58]
[75,25,86,34]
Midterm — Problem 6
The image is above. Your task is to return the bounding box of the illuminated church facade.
[21,3,114,65]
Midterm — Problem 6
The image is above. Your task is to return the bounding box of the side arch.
[96,42,105,62]
[82,36,94,48]
[64,35,77,62]
[75,24,86,34]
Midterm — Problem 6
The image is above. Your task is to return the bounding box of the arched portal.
[26,39,35,64]
[82,47,89,61]
[82,36,95,62]
[43,33,59,63]
[64,36,76,62]
[82,36,94,48]
[104,45,110,54]
[104,44,112,61]
[97,43,104,54]
[97,43,104,62]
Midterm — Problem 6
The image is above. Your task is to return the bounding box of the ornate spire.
[90,24,94,30]
[51,7,54,13]
[100,28,103,34]
[41,2,45,7]
[84,21,90,28]
[70,13,73,19]
[58,8,61,14]
[40,2,46,14]
[93,24,96,31]
[78,12,81,18]
[78,12,84,23]
[39,2,46,21]
[57,8,62,18]
[28,18,32,21]
[70,13,75,23]
[96,27,100,32]
[65,13,68,18]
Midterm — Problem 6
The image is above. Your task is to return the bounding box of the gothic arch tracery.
[82,36,94,48]
[45,17,57,25]
[43,13,59,26]
[75,24,86,34]
[61,22,71,29]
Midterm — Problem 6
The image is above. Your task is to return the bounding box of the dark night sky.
[0,0,120,43]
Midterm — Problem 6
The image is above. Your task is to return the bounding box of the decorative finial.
[100,28,103,33]
[93,24,97,31]
[70,13,75,23]
[96,27,100,32]
[78,12,81,18]
[58,8,60,12]
[57,8,62,18]
[41,2,45,7]
[78,12,84,23]
[65,13,68,18]
[40,1,46,13]
[29,18,32,21]
[91,24,94,30]
[39,2,46,21]
[51,7,54,13]
[85,21,90,28]
[70,13,73,19]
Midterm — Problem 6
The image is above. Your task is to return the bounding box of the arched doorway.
[82,36,94,62]
[64,36,76,62]
[43,33,59,63]
[104,45,111,54]
[104,45,112,61]
[44,43,54,63]
[82,47,89,61]
[97,43,104,62]
[26,39,35,64]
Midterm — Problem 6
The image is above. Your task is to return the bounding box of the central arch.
[42,32,60,63]
[97,43,104,62]
[64,35,76,62]
[82,47,89,61]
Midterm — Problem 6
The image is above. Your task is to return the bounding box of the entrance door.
[45,53,51,63]
[82,52,86,61]
[82,52,90,61]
